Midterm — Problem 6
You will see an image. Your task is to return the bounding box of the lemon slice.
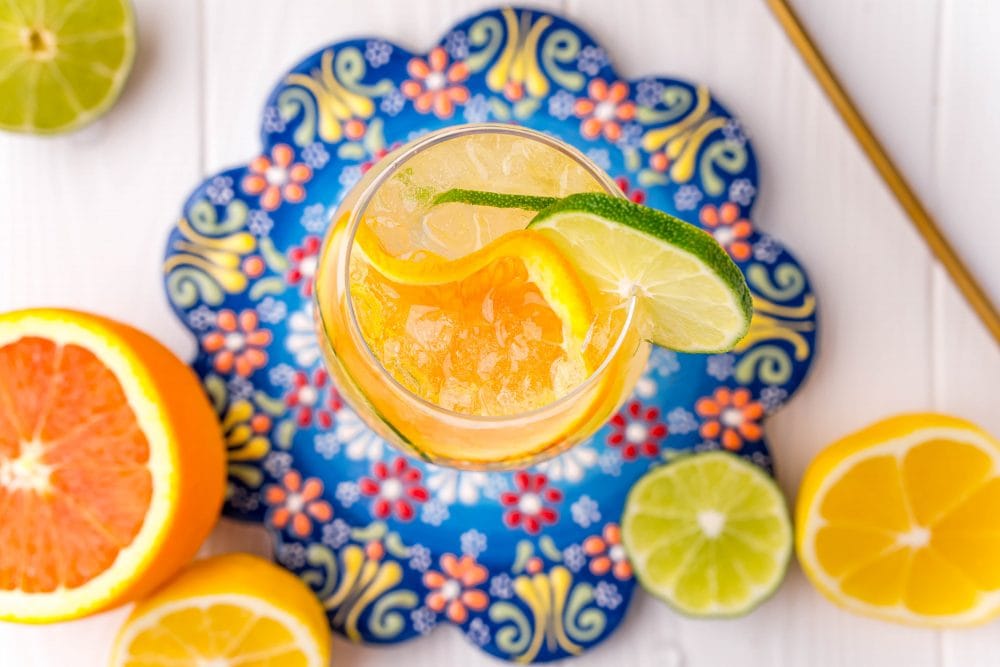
[622,452,792,617]
[797,413,1000,627]
[0,0,136,134]
[111,553,331,667]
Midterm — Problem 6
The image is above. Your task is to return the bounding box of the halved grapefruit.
[0,308,226,623]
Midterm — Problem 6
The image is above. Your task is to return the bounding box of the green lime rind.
[0,0,136,135]
[529,192,753,353]
[621,451,793,618]
[432,188,558,211]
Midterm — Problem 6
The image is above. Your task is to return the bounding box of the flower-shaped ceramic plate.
[163,6,818,663]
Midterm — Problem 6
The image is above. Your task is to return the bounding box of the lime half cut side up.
[621,451,792,617]
[0,0,136,134]
[529,193,752,353]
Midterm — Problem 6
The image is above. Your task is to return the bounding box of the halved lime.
[529,193,752,352]
[0,0,136,134]
[621,451,792,617]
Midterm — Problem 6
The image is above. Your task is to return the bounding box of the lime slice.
[529,193,752,352]
[0,0,136,134]
[621,451,792,617]
[432,188,557,211]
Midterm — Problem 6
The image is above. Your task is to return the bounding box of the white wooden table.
[2,1,999,665]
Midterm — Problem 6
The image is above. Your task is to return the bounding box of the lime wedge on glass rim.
[432,189,753,352]
[621,451,792,617]
[0,0,136,134]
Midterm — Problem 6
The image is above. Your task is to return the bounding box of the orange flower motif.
[264,471,334,538]
[201,309,272,377]
[423,554,489,624]
[699,202,753,261]
[241,143,313,211]
[649,150,670,173]
[583,523,632,580]
[574,79,636,141]
[401,47,470,119]
[695,387,765,451]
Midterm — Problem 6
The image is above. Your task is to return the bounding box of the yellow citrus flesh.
[111,553,331,667]
[0,309,225,623]
[797,413,1000,626]
[352,225,616,416]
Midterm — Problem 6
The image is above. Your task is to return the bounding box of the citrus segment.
[0,309,225,622]
[0,0,135,134]
[622,451,792,617]
[111,553,331,667]
[528,193,752,352]
[797,413,1000,626]
[352,228,602,416]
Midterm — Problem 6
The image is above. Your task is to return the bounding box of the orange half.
[0,309,225,622]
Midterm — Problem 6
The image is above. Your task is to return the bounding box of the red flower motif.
[608,400,668,460]
[285,368,341,428]
[359,457,430,521]
[423,554,489,624]
[201,309,272,377]
[241,143,313,211]
[264,471,334,537]
[583,523,632,580]
[699,202,753,261]
[615,176,646,204]
[401,47,470,119]
[695,387,764,451]
[286,235,321,296]
[499,472,562,534]
[574,79,636,141]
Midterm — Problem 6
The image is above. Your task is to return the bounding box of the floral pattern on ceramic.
[163,6,818,663]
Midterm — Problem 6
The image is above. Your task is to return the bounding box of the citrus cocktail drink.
[315,123,751,469]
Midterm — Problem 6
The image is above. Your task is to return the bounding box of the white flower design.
[286,305,320,367]
[674,184,703,211]
[277,543,306,569]
[649,348,680,377]
[247,209,274,237]
[466,618,490,647]
[187,305,216,331]
[364,39,393,68]
[300,203,329,233]
[314,432,341,460]
[262,106,286,133]
[227,375,254,401]
[722,118,748,146]
[562,544,586,573]
[594,581,622,609]
[576,45,609,75]
[586,148,611,170]
[227,485,260,513]
[548,89,576,120]
[571,495,601,528]
[262,452,292,478]
[301,142,330,169]
[463,94,490,123]
[633,376,657,399]
[408,543,432,572]
[339,165,363,189]
[759,385,788,413]
[460,529,487,558]
[411,606,437,635]
[268,362,297,388]
[616,122,643,149]
[420,499,450,526]
[598,449,624,477]
[666,407,698,435]
[635,78,665,107]
[335,481,360,507]
[753,234,783,264]
[489,573,514,599]
[206,175,234,205]
[444,30,469,59]
[706,353,735,381]
[380,87,406,116]
[425,468,489,505]
[729,177,756,206]
[256,296,287,325]
[321,519,351,548]
[336,407,386,461]
[536,445,598,483]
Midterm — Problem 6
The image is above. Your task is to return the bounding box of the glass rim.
[338,122,638,426]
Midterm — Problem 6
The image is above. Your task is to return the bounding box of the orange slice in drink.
[0,309,225,622]
[797,413,1000,626]
[351,225,605,416]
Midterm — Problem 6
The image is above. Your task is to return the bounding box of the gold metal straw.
[765,0,1000,346]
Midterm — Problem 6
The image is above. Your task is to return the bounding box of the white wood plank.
[0,0,204,664]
